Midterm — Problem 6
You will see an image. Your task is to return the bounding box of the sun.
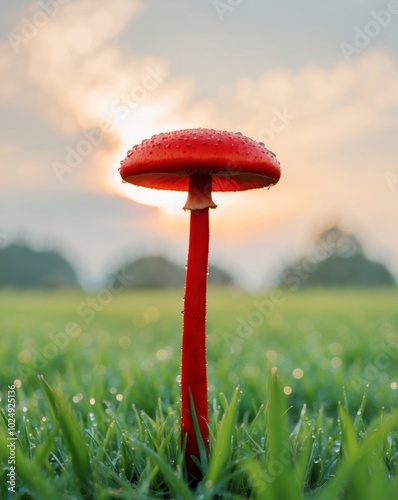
[105,104,190,214]
[120,181,187,213]
[108,151,187,214]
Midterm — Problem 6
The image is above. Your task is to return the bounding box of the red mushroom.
[119,128,281,479]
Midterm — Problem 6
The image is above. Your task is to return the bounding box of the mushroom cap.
[119,128,281,192]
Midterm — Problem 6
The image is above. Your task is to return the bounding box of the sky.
[1,0,398,289]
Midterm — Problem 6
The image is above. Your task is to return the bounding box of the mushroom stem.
[181,174,212,478]
[183,173,217,210]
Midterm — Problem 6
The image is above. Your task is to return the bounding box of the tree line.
[0,226,396,290]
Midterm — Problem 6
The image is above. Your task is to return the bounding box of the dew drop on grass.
[333,440,341,453]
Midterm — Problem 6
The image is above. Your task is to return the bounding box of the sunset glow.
[2,0,398,288]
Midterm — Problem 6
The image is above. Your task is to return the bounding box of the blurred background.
[1,0,397,291]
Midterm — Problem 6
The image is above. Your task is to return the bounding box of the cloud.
[1,0,204,192]
[214,50,398,202]
[1,0,397,287]
[149,43,398,284]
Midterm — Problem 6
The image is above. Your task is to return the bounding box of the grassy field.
[0,287,397,498]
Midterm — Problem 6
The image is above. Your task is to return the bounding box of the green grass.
[0,287,397,498]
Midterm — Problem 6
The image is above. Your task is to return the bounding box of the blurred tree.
[208,264,234,285]
[279,226,396,288]
[108,255,233,288]
[0,242,79,288]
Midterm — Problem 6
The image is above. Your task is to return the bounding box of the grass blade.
[266,368,302,500]
[0,431,54,498]
[133,440,192,499]
[319,411,398,500]
[189,389,209,476]
[39,375,93,498]
[205,386,240,487]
